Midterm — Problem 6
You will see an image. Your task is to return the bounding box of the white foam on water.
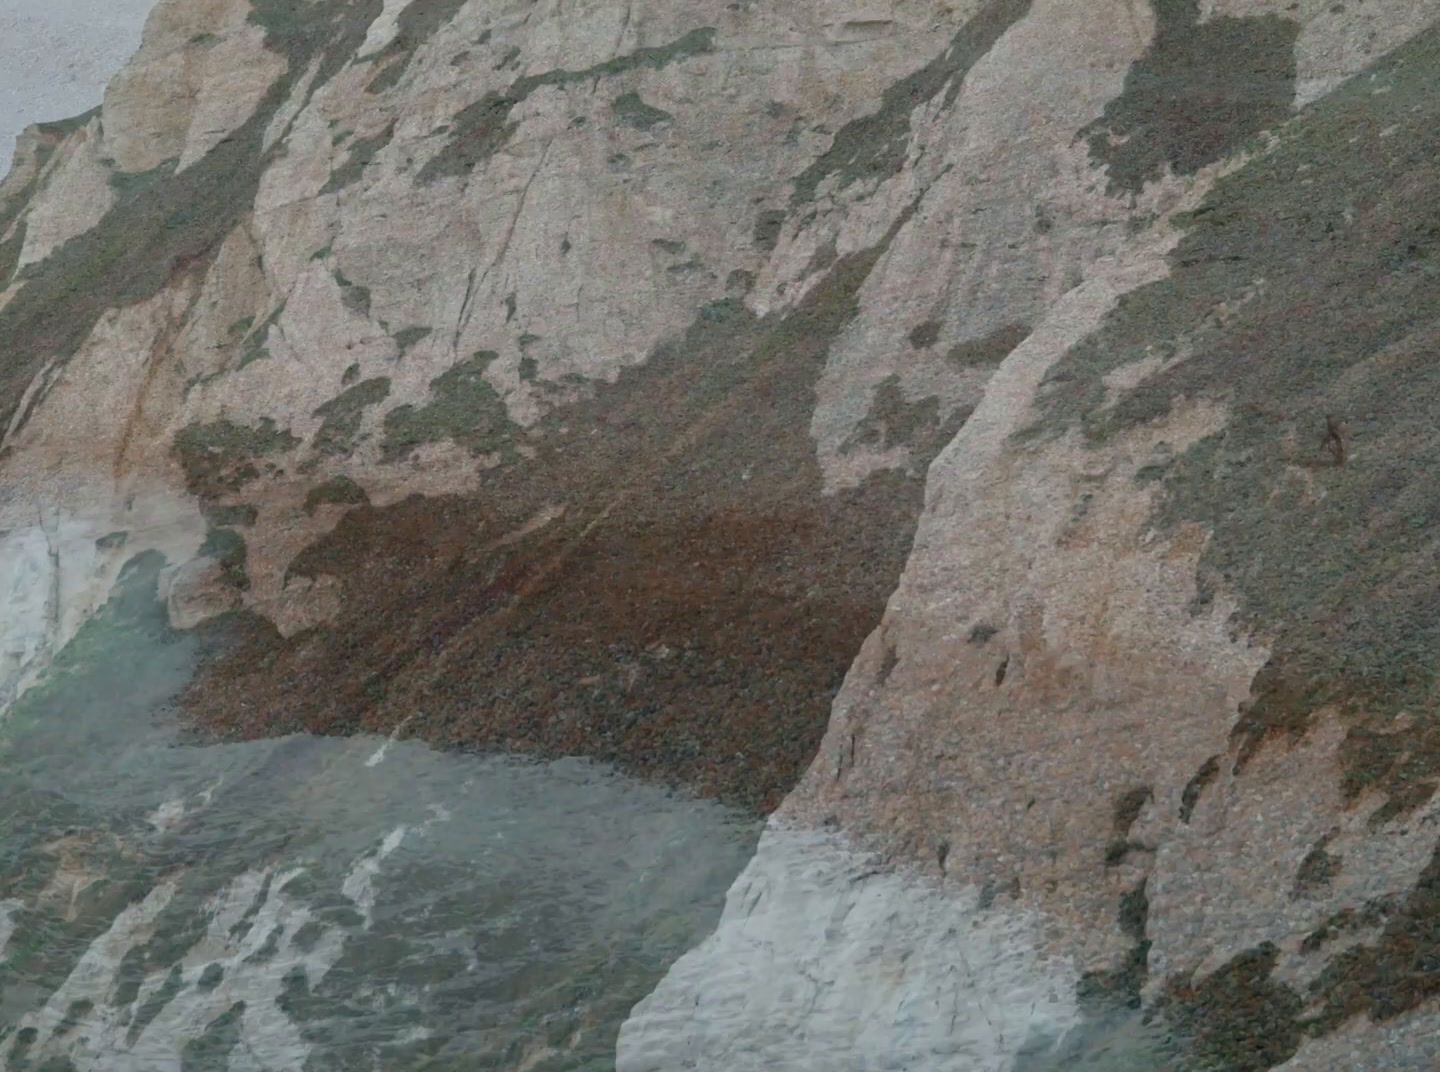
[0,898,20,962]
[364,714,419,768]
[14,847,394,1071]
[5,726,758,1068]
[341,825,408,917]
[16,882,178,1059]
[146,796,187,833]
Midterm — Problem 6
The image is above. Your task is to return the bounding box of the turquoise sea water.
[0,553,759,1070]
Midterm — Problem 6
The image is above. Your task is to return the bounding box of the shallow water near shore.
[0,553,760,1070]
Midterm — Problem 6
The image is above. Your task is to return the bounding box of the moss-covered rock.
[418,28,717,184]
[311,377,391,457]
[173,418,299,500]
[304,474,369,514]
[198,527,250,591]
[362,0,468,95]
[1081,0,1298,195]
[320,121,396,194]
[381,352,516,460]
[1032,23,1440,822]
[612,92,673,131]
[0,0,382,441]
[788,0,1032,204]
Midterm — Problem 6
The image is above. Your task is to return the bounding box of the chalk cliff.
[4,0,1440,1067]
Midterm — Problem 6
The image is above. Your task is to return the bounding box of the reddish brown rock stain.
[182,229,953,813]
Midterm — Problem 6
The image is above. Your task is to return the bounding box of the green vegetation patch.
[180,1001,246,1071]
[381,351,516,459]
[125,965,185,1046]
[1292,839,1339,896]
[238,303,286,371]
[788,0,1032,205]
[186,308,286,393]
[173,418,300,500]
[0,0,383,441]
[393,325,432,355]
[363,0,469,95]
[612,91,673,131]
[0,110,95,287]
[1305,843,1440,1032]
[0,218,27,291]
[333,268,372,317]
[1077,880,1152,1015]
[418,28,716,184]
[304,475,369,514]
[202,504,258,528]
[907,320,941,349]
[1104,785,1154,868]
[841,375,969,470]
[311,376,392,456]
[1157,944,1302,1071]
[752,209,786,253]
[196,963,224,992]
[94,530,128,551]
[248,0,385,82]
[106,159,177,199]
[33,109,100,142]
[1081,0,1298,195]
[944,323,1030,367]
[320,121,396,194]
[1026,24,1440,824]
[199,527,250,591]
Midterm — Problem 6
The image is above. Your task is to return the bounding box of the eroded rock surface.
[3,0,1440,1066]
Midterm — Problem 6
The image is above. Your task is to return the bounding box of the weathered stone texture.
[3,0,1440,1066]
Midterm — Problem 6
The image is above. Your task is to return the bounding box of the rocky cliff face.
[4,0,1440,1067]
